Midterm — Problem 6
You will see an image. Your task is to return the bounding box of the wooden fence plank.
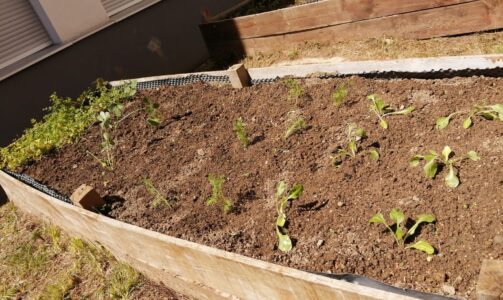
[0,171,419,300]
[200,0,476,41]
[206,0,503,56]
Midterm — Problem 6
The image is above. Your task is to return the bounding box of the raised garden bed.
[9,73,503,298]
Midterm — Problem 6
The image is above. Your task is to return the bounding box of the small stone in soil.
[441,284,455,296]
[196,149,205,156]
[317,240,324,247]
[337,201,344,207]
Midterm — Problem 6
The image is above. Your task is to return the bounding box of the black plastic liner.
[1,169,453,299]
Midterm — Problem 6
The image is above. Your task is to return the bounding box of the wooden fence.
[200,0,503,56]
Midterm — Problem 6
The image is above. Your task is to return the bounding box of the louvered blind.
[0,0,52,70]
[101,0,143,16]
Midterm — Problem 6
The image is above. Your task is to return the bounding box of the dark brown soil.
[22,76,503,299]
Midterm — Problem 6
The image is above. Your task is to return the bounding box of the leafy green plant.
[283,78,305,101]
[0,81,137,170]
[284,117,307,139]
[331,85,348,106]
[369,208,436,254]
[207,175,233,213]
[436,103,503,130]
[143,97,161,126]
[87,108,122,171]
[410,146,480,188]
[233,117,250,148]
[368,94,415,129]
[275,181,303,252]
[107,262,139,300]
[331,124,379,166]
[143,178,172,208]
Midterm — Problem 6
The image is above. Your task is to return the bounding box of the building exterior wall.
[0,0,241,146]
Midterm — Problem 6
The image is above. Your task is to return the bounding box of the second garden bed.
[21,76,503,299]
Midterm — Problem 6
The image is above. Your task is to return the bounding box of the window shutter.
[101,0,143,16]
[0,0,52,70]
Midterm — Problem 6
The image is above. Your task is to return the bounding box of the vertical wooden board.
[0,171,419,300]
[199,0,475,41]
[209,0,503,55]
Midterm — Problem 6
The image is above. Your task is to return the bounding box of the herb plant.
[331,85,348,106]
[0,81,137,169]
[284,117,307,139]
[436,103,503,130]
[410,146,480,188]
[368,94,415,129]
[233,117,250,148]
[283,78,305,102]
[143,178,172,208]
[207,175,233,213]
[331,124,379,166]
[369,208,436,254]
[275,181,303,252]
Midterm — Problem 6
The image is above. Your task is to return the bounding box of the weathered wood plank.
[0,171,419,300]
[207,0,503,56]
[200,0,476,41]
[477,259,503,300]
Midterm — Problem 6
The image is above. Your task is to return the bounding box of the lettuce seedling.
[369,208,436,254]
[331,85,348,106]
[368,94,414,129]
[275,181,303,252]
[436,103,503,130]
[331,124,379,166]
[283,78,305,102]
[233,117,250,148]
[284,117,307,139]
[143,97,161,126]
[411,146,480,188]
[143,178,171,208]
[207,175,233,213]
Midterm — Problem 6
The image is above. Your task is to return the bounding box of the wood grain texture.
[200,0,476,41]
[0,171,419,300]
[204,0,503,56]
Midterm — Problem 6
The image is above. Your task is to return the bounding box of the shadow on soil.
[0,185,8,206]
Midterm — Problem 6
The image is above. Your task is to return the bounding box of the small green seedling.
[88,109,120,171]
[233,117,250,148]
[331,85,348,106]
[283,78,305,101]
[284,117,307,139]
[369,208,436,254]
[143,97,161,126]
[368,94,414,129]
[275,181,303,252]
[143,178,171,208]
[331,124,379,166]
[411,146,480,188]
[436,103,503,130]
[207,175,233,213]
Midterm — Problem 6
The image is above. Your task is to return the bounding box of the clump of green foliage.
[107,263,140,299]
[331,124,379,166]
[283,78,305,102]
[275,181,303,252]
[331,85,348,106]
[411,146,480,188]
[233,117,250,148]
[284,117,307,139]
[368,94,415,129]
[0,81,137,169]
[143,178,172,208]
[436,103,503,130]
[143,97,162,126]
[207,175,233,213]
[369,208,436,254]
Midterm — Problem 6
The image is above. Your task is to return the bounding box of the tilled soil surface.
[23,77,503,299]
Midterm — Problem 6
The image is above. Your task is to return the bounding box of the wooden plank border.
[109,54,503,87]
[200,0,503,56]
[0,171,419,300]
